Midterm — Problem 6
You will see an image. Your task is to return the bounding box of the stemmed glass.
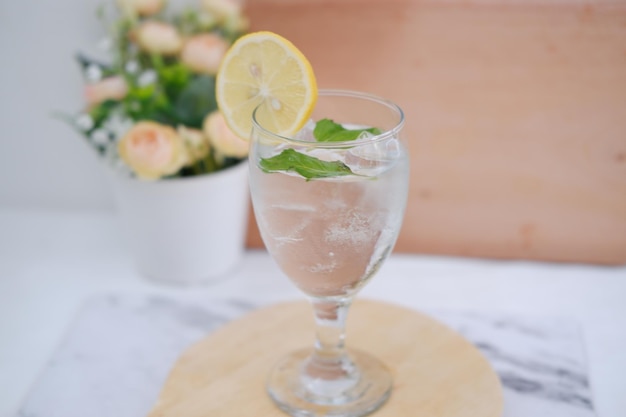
[249,90,409,417]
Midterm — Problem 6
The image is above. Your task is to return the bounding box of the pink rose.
[203,111,249,159]
[181,34,228,75]
[117,0,165,17]
[118,122,187,180]
[177,125,210,164]
[201,0,242,20]
[135,21,183,55]
[84,76,128,106]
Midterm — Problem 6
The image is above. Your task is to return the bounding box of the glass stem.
[306,298,355,384]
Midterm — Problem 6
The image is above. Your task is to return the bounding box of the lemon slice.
[216,31,318,140]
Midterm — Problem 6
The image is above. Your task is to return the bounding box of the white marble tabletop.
[1,208,625,417]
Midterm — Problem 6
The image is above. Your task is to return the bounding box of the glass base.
[267,348,392,417]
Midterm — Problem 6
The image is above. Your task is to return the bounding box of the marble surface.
[18,294,596,417]
[2,209,625,417]
[432,311,594,417]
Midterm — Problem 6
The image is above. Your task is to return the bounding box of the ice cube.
[307,148,344,163]
[294,119,317,142]
[345,137,402,177]
[260,204,315,247]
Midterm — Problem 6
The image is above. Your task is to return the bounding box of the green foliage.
[175,7,218,35]
[89,100,119,127]
[259,148,356,180]
[313,118,382,142]
[259,119,384,179]
[173,75,218,128]
[65,2,248,179]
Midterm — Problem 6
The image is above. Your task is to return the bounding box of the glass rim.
[251,89,405,148]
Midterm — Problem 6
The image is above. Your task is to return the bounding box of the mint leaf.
[259,148,354,180]
[258,120,383,179]
[313,118,343,141]
[313,118,382,142]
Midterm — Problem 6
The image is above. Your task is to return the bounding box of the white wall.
[0,0,122,211]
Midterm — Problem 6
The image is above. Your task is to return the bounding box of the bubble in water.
[325,210,376,246]
[308,261,338,273]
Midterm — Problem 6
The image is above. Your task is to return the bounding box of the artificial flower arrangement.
[67,0,249,180]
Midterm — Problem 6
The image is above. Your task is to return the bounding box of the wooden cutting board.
[244,0,626,265]
[147,300,503,417]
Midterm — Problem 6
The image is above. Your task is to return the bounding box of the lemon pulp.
[216,31,318,140]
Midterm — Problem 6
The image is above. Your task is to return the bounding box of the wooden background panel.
[244,0,626,265]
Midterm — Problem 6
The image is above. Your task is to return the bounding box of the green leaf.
[312,118,342,141]
[129,83,157,101]
[259,148,355,180]
[160,63,191,89]
[173,75,218,128]
[89,100,119,126]
[313,118,382,142]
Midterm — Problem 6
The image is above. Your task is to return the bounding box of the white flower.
[125,60,140,74]
[103,143,133,176]
[90,129,110,146]
[75,114,94,131]
[137,69,158,87]
[85,65,103,82]
[103,141,118,162]
[102,111,134,139]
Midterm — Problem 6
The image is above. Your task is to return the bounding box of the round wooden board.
[147,299,503,417]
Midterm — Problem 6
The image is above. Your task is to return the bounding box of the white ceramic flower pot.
[109,161,249,285]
